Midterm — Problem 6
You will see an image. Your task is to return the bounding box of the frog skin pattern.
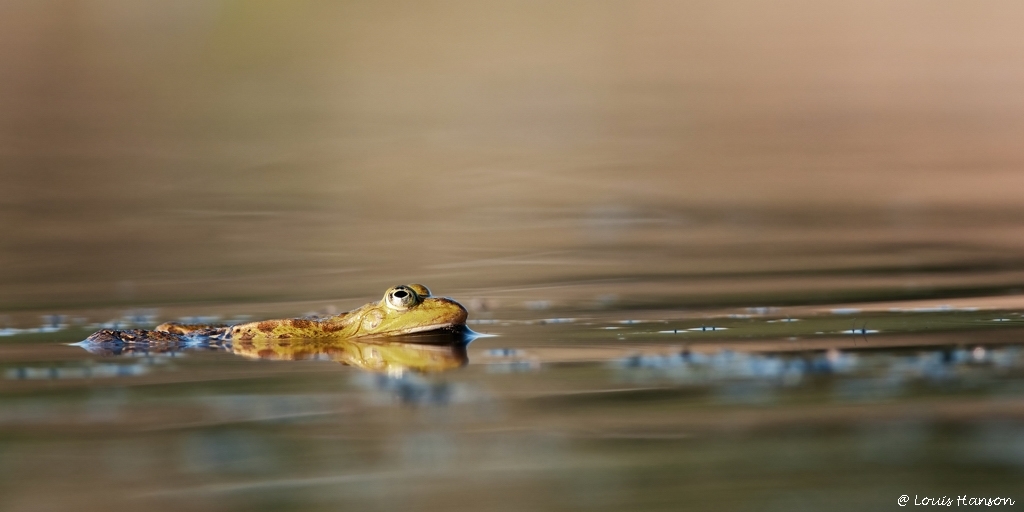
[82,284,468,346]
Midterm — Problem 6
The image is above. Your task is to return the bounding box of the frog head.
[349,284,468,337]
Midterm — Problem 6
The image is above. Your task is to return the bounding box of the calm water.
[3,265,1024,511]
[4,1,1024,510]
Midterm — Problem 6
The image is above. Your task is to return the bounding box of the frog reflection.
[232,336,468,373]
[77,331,470,374]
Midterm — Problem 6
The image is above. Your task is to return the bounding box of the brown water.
[3,1,1024,510]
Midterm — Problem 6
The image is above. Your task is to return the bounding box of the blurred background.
[4,0,1024,315]
[3,1,1024,511]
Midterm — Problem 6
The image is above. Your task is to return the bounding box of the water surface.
[4,1,1024,510]
[3,278,1024,511]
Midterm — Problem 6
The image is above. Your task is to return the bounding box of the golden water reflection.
[232,335,468,374]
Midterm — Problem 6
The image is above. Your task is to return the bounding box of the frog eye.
[386,286,420,310]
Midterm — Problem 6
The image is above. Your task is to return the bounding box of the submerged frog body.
[84,284,468,345]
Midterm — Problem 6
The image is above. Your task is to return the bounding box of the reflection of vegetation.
[232,336,468,374]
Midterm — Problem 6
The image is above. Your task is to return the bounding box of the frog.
[83,284,468,345]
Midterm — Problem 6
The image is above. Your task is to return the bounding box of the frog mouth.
[386,322,462,335]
